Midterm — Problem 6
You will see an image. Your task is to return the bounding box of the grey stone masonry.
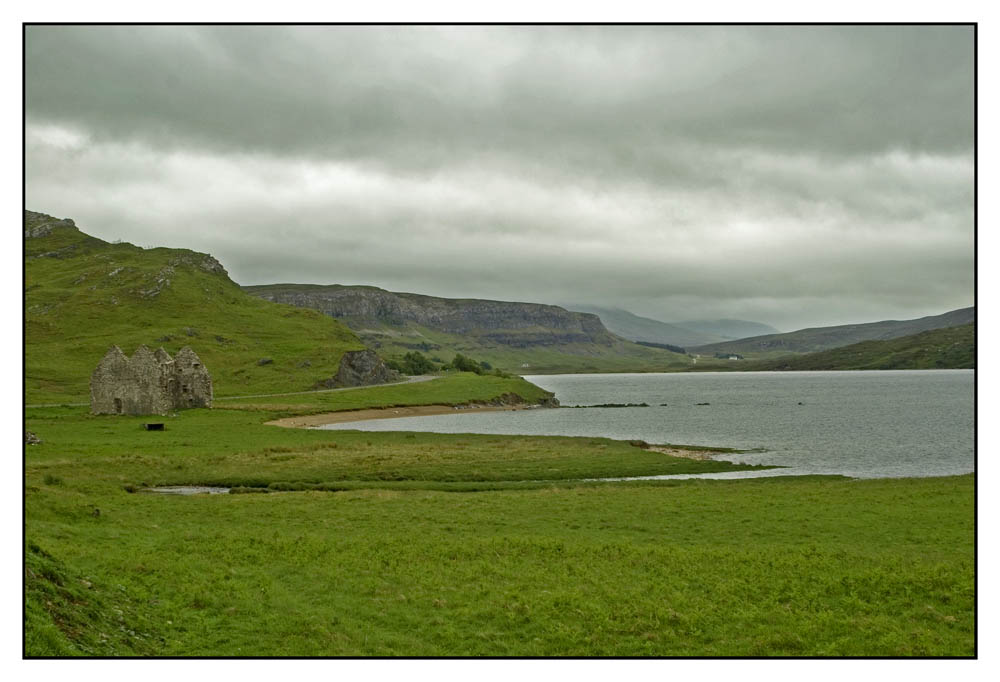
[90,345,213,415]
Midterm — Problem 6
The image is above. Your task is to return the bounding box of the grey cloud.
[26,26,972,166]
[25,25,974,331]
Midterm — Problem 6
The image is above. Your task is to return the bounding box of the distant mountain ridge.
[565,305,778,347]
[691,307,975,355]
[748,323,975,371]
[564,305,719,346]
[675,319,780,341]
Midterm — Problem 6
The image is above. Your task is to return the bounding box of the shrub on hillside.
[451,353,484,374]
[386,351,438,375]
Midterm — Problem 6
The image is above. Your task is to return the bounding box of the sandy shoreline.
[266,403,537,428]
[264,406,727,461]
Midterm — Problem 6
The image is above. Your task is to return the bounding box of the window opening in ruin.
[114,398,123,414]
[182,385,189,393]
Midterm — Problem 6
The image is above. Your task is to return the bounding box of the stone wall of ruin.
[90,345,213,415]
[173,346,214,408]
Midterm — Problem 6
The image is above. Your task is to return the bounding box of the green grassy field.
[25,388,974,655]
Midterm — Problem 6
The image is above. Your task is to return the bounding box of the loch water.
[317,370,975,479]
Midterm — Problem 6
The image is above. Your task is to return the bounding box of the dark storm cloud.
[25,25,974,330]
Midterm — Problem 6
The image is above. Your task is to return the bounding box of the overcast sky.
[25,25,973,331]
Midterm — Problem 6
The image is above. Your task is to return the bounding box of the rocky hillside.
[244,284,688,373]
[690,307,975,356]
[25,211,365,402]
[249,284,618,347]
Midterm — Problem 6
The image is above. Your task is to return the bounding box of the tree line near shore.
[385,351,508,377]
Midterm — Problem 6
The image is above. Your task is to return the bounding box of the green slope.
[691,307,975,356]
[24,211,366,403]
[356,322,690,374]
[749,323,975,371]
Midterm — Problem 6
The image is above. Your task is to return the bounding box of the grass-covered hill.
[243,284,690,374]
[691,306,975,356]
[24,211,368,403]
[746,323,975,371]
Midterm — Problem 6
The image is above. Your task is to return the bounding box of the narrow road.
[25,375,440,409]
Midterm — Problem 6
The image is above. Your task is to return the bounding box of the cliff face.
[244,284,621,348]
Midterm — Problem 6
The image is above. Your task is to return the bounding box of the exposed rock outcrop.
[169,253,228,277]
[244,284,621,348]
[24,210,108,260]
[473,392,561,408]
[24,210,76,239]
[318,349,401,388]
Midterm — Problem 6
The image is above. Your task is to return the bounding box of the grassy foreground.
[25,383,974,656]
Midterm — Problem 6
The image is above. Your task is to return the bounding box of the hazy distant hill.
[564,305,721,347]
[749,323,974,371]
[244,284,689,373]
[565,305,778,348]
[24,210,364,402]
[675,319,779,341]
[691,307,975,356]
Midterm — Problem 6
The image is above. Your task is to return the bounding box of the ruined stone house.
[90,345,213,415]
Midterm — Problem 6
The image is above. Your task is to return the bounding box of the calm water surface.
[318,370,974,479]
